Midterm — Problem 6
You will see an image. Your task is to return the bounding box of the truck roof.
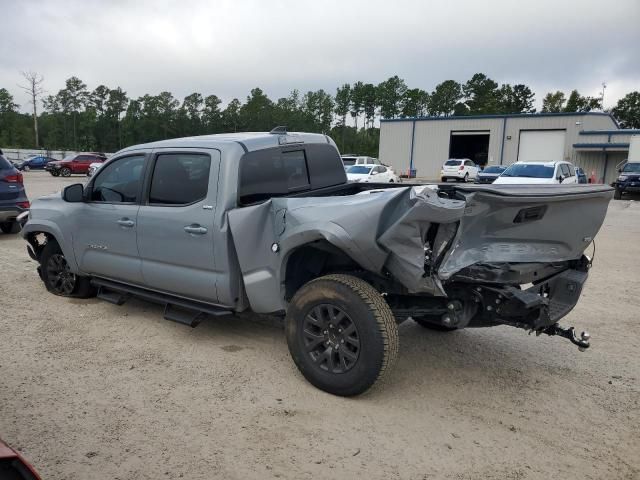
[117,132,334,154]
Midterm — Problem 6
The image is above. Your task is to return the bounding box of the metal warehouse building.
[379,112,638,184]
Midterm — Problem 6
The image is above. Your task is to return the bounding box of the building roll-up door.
[518,130,566,162]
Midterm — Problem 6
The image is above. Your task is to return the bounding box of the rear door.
[74,153,147,283]
[137,149,221,303]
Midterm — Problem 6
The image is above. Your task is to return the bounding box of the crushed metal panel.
[437,189,612,279]
[377,187,465,294]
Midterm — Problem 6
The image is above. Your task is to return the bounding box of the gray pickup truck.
[22,130,613,396]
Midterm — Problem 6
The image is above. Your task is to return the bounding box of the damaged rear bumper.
[469,261,589,331]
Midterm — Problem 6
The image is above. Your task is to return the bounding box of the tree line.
[0,72,638,157]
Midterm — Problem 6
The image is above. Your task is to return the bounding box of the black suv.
[613,162,640,199]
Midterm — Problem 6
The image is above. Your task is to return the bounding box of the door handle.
[117,218,135,228]
[184,225,208,235]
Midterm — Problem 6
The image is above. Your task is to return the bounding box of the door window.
[149,153,211,205]
[560,164,571,177]
[90,155,145,203]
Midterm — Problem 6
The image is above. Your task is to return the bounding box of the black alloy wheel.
[302,304,360,374]
[45,253,77,295]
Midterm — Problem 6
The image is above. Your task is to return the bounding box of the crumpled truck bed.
[228,184,613,313]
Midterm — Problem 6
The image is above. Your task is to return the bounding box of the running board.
[91,278,232,327]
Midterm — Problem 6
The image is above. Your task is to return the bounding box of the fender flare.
[22,220,79,272]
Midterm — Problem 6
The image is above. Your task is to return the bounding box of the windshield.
[347,166,372,174]
[444,160,461,166]
[622,163,640,173]
[482,166,504,174]
[501,163,555,178]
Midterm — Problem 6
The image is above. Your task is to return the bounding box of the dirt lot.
[1,172,638,480]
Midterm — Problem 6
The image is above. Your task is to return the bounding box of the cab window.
[90,155,145,203]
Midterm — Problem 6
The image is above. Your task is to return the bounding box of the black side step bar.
[91,278,232,328]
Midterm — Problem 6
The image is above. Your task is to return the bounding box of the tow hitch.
[539,324,591,351]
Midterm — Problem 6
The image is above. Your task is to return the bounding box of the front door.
[73,154,147,284]
[137,150,220,303]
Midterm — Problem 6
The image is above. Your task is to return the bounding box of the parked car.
[612,162,640,199]
[475,165,506,184]
[493,161,579,185]
[86,162,104,177]
[0,154,29,234]
[45,152,107,177]
[13,155,57,171]
[576,167,588,184]
[0,437,42,480]
[22,131,612,396]
[341,155,381,168]
[440,159,479,182]
[346,164,399,183]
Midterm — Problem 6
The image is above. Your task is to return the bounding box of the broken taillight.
[17,201,30,209]
[458,165,464,171]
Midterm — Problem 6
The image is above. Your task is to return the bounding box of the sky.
[1,0,639,113]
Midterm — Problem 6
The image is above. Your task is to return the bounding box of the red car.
[45,152,107,177]
[0,438,42,479]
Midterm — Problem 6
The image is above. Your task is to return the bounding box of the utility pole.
[19,71,45,148]
[600,82,607,110]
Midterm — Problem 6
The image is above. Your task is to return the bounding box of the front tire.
[40,240,95,298]
[60,167,71,177]
[50,171,59,177]
[0,221,21,234]
[614,188,622,200]
[285,274,399,396]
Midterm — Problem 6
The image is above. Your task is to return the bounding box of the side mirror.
[557,175,564,182]
[63,183,84,202]
[618,168,622,173]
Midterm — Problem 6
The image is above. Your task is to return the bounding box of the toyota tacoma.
[22,129,613,396]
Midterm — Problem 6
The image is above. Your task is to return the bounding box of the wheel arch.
[282,240,364,301]
[22,221,79,271]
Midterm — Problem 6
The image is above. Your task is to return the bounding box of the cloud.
[1,0,638,110]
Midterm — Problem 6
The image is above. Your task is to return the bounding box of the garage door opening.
[449,131,490,167]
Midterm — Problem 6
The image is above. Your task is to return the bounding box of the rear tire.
[614,188,622,200]
[40,240,95,298]
[0,221,21,234]
[441,177,447,182]
[285,274,399,396]
[463,173,469,183]
[413,316,457,332]
[60,167,71,177]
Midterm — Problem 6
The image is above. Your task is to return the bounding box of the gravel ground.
[1,172,638,480]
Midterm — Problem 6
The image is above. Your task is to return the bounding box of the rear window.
[501,163,555,179]
[445,160,462,166]
[342,157,356,166]
[347,166,372,174]
[238,143,345,205]
[0,155,12,169]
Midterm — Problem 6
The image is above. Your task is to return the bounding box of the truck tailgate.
[435,184,613,279]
